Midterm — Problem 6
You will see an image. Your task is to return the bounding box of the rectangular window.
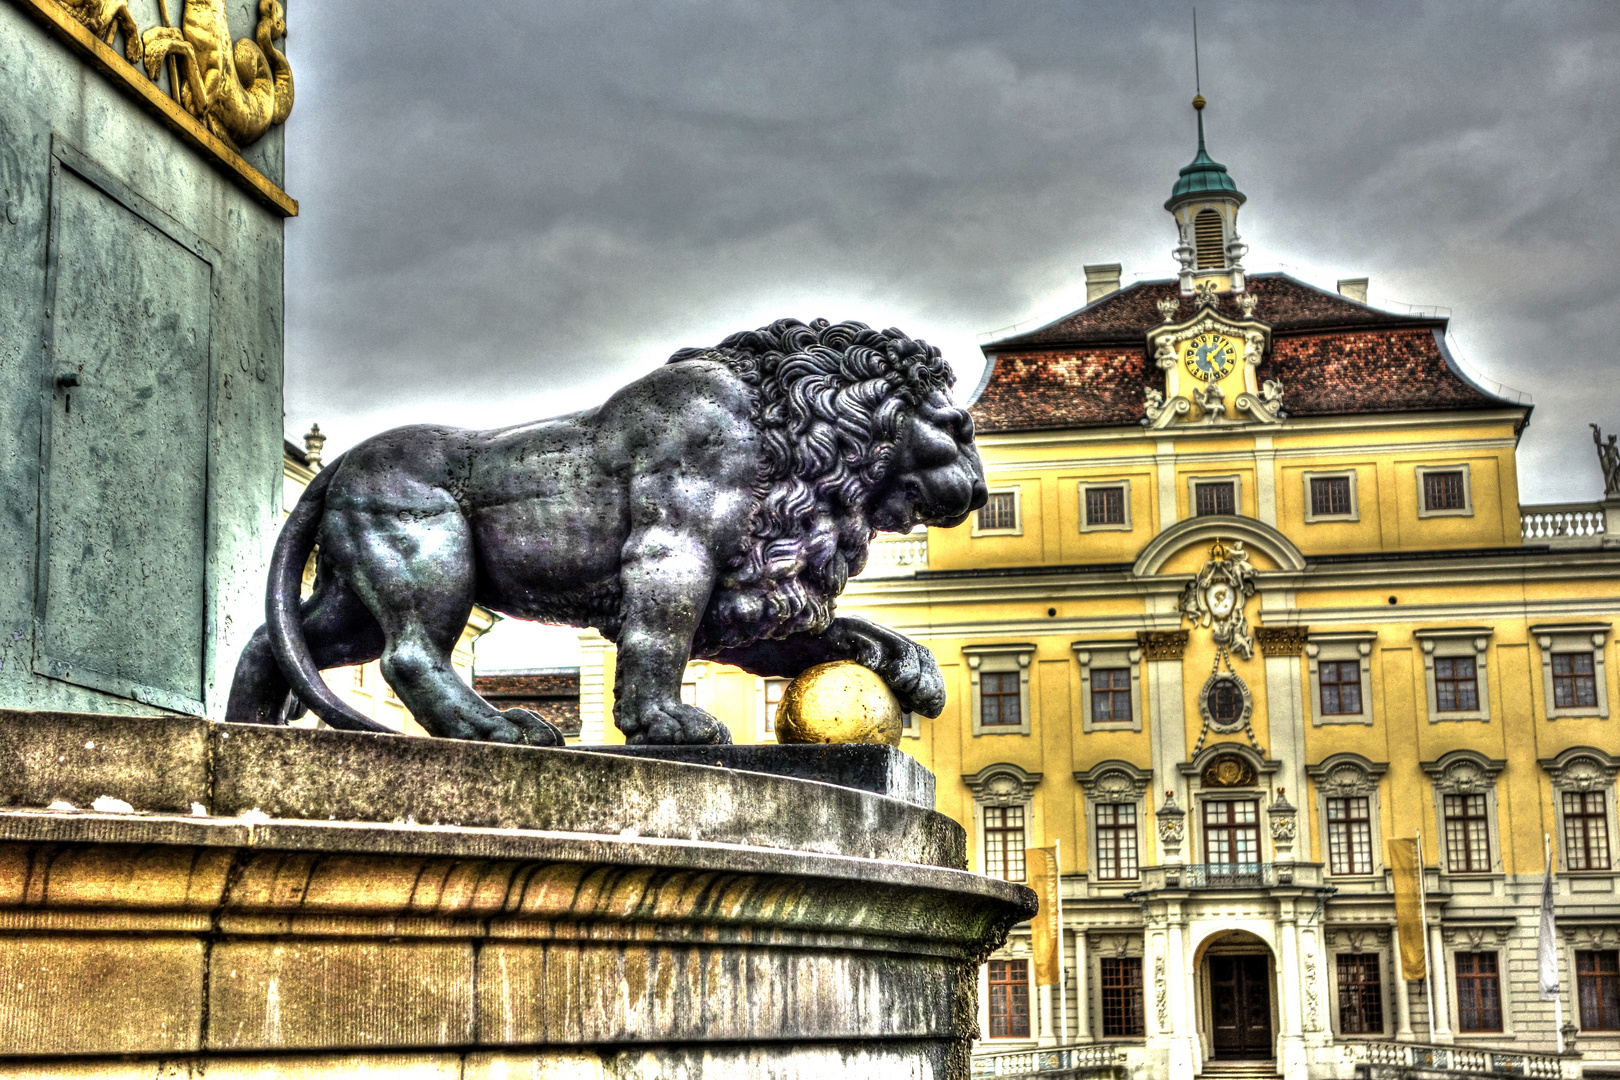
[1319,660,1363,716]
[352,665,367,689]
[1336,953,1384,1035]
[1433,656,1479,712]
[1101,956,1146,1037]
[1091,668,1132,724]
[1443,793,1491,873]
[680,680,698,707]
[981,671,1022,727]
[983,804,1026,882]
[1194,480,1235,517]
[1326,796,1374,876]
[1455,952,1503,1032]
[1563,790,1612,872]
[1423,470,1467,512]
[1085,486,1126,527]
[1095,803,1138,881]
[978,491,1018,532]
[1311,475,1353,517]
[1578,950,1620,1031]
[763,677,788,733]
[1552,653,1599,709]
[1204,799,1261,877]
[988,958,1031,1038]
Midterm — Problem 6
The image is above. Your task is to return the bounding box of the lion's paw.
[627,703,732,746]
[503,708,565,747]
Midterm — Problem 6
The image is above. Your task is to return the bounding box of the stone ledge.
[576,742,935,808]
[0,709,962,867]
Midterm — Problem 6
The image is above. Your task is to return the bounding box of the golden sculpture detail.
[142,0,293,150]
[55,0,143,64]
[774,661,904,746]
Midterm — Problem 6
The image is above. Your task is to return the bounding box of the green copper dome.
[1165,102,1245,210]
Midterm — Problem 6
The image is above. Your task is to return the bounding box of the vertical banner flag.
[1389,838,1427,981]
[1539,841,1559,1002]
[1028,846,1061,987]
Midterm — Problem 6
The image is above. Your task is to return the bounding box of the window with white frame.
[966,645,1034,737]
[1308,754,1388,879]
[1424,750,1505,876]
[964,764,1040,884]
[1075,761,1150,889]
[1075,642,1142,733]
[1532,625,1611,721]
[1543,748,1619,875]
[974,488,1022,536]
[1304,470,1359,523]
[760,677,789,736]
[1416,464,1473,518]
[1079,480,1132,532]
[1307,633,1375,726]
[1417,629,1492,723]
[1189,475,1240,517]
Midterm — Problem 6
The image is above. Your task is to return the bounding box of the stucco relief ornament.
[1193,280,1221,309]
[1178,539,1258,659]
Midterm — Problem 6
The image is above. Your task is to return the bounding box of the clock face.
[1181,333,1238,383]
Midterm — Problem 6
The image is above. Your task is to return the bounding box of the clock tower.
[1167,94,1248,296]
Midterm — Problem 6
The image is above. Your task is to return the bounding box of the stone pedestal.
[0,709,1034,1078]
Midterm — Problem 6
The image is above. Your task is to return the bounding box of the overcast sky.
[284,0,1619,508]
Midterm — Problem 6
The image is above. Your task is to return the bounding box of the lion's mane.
[667,318,953,651]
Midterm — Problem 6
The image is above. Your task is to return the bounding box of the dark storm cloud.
[284,1,1620,501]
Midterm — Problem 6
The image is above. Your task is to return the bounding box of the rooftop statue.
[228,319,988,745]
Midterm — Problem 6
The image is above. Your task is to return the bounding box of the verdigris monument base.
[0,710,1034,1079]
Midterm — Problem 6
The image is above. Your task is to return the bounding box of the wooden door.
[1209,954,1273,1058]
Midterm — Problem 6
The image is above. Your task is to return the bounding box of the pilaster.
[1141,631,1191,818]
[1257,626,1310,808]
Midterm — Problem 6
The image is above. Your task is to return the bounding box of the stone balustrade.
[1521,502,1611,547]
[1342,1039,1580,1079]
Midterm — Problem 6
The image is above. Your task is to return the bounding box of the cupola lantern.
[1167,94,1248,296]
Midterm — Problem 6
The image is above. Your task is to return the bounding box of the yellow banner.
[1028,846,1062,986]
[1388,838,1426,981]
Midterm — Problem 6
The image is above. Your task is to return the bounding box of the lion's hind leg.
[226,576,384,725]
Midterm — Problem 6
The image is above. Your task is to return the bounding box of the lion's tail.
[267,455,391,733]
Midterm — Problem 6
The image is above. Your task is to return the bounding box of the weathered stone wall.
[0,0,286,719]
[0,711,1035,1077]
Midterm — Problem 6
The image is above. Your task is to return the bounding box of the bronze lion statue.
[227,318,988,745]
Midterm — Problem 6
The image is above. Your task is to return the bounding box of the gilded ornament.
[143,0,293,150]
[774,661,904,746]
[53,0,143,63]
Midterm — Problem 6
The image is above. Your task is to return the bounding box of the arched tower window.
[1194,209,1225,269]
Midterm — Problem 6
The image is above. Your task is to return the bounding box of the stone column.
[1165,903,1197,1079]
[1140,630,1191,832]
[1277,906,1307,1078]
[1391,925,1415,1040]
[1428,923,1453,1043]
[1074,932,1090,1040]
[1038,984,1055,1046]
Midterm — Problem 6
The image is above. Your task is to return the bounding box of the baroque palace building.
[572,100,1620,1079]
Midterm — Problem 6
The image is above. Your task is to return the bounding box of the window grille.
[978,491,1018,531]
[1455,952,1503,1032]
[1434,656,1479,712]
[1578,950,1620,1031]
[988,959,1031,1038]
[983,804,1026,882]
[1204,799,1260,866]
[1310,475,1352,517]
[1423,470,1467,512]
[1443,793,1491,873]
[981,671,1021,727]
[1553,653,1599,709]
[1327,796,1374,875]
[1091,668,1132,724]
[1194,209,1225,270]
[1086,486,1125,526]
[1194,481,1235,516]
[1095,803,1138,880]
[1563,790,1612,871]
[1336,953,1384,1034]
[1319,660,1363,715]
[1101,957,1145,1036]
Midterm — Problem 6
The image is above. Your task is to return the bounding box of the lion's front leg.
[613,529,732,746]
[707,616,947,719]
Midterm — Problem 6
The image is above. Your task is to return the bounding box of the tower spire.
[1165,18,1248,296]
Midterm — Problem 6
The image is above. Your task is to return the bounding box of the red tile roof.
[969,272,1517,434]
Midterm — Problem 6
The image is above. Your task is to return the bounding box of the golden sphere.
[775,661,903,746]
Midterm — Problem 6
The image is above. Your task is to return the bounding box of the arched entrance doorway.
[1195,929,1277,1062]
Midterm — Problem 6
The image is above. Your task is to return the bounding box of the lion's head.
[668,318,987,650]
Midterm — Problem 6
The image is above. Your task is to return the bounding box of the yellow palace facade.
[574,105,1620,1079]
